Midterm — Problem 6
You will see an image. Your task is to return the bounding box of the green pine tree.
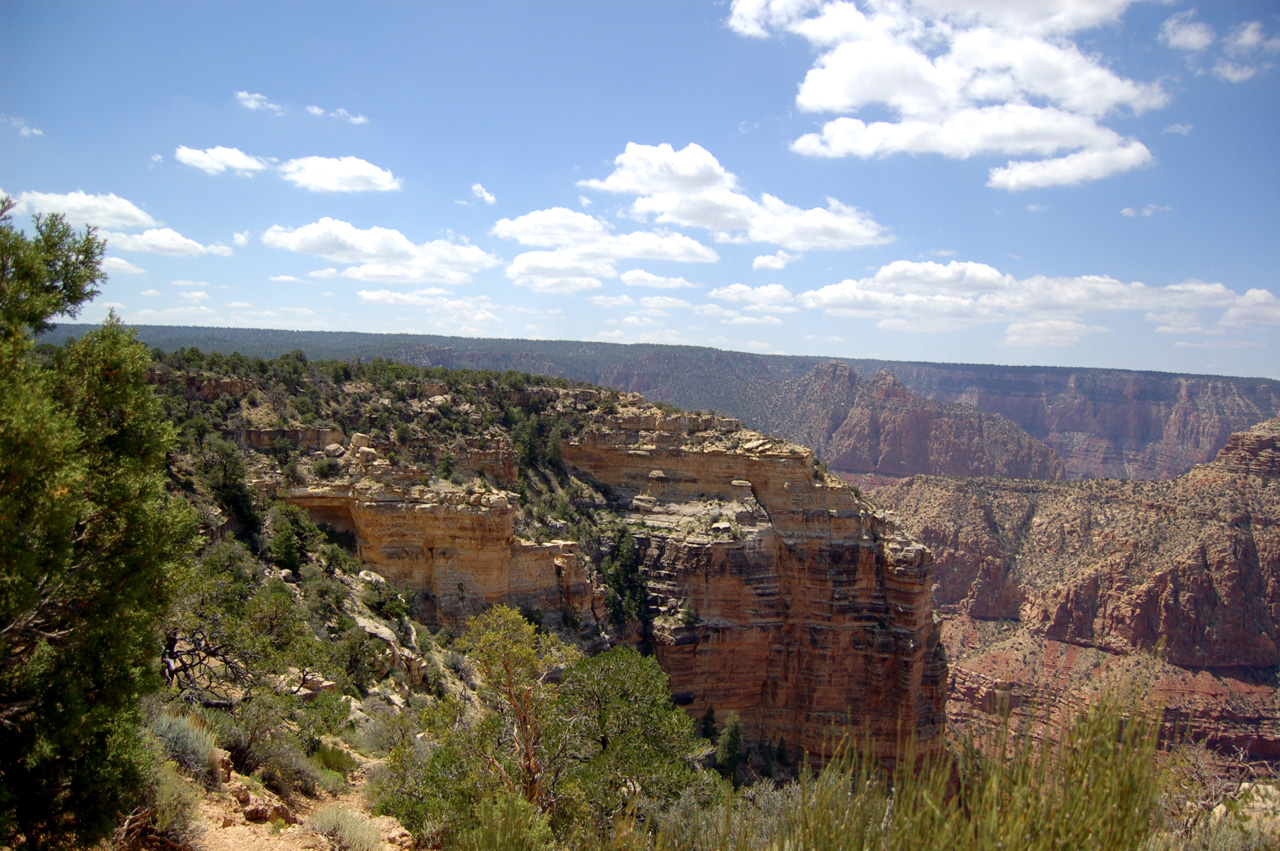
[0,198,196,848]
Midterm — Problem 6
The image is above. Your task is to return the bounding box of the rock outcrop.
[872,415,1280,758]
[286,480,597,631]
[562,405,948,760]
[280,393,947,761]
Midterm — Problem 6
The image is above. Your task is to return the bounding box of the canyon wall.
[872,416,1280,758]
[754,362,1064,481]
[561,408,948,759]
[277,396,948,760]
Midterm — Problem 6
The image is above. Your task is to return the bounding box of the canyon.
[263,391,947,761]
[872,416,1280,758]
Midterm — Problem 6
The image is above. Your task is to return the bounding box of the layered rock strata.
[758,363,1065,482]
[872,415,1280,758]
[561,406,948,760]
[286,479,596,630]
[279,394,947,760]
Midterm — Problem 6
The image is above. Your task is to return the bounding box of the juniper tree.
[0,198,196,847]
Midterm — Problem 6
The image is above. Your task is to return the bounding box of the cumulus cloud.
[579,142,890,249]
[472,183,496,205]
[16,190,157,229]
[797,259,1279,344]
[105,229,232,256]
[732,0,1164,189]
[708,283,797,312]
[263,217,499,284]
[233,230,250,246]
[753,250,798,270]
[278,156,402,192]
[235,91,283,114]
[102,256,146,275]
[620,269,697,288]
[1160,11,1214,52]
[269,275,302,282]
[175,145,270,176]
[492,206,717,293]
[1164,123,1193,135]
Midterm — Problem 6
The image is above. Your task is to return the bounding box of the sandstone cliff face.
[562,407,947,759]
[756,362,1064,482]
[873,415,1280,757]
[277,393,947,760]
[286,480,597,631]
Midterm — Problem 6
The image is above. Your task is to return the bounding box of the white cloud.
[235,91,283,114]
[1025,204,1048,212]
[579,142,890,249]
[306,105,325,116]
[1002,319,1107,347]
[278,156,401,192]
[171,280,207,287]
[141,289,160,296]
[1164,123,1193,135]
[753,250,798,270]
[330,108,368,125]
[227,301,252,308]
[492,205,717,293]
[708,282,796,312]
[1213,61,1258,83]
[3,114,44,137]
[640,296,692,313]
[734,1,1164,190]
[263,217,499,284]
[150,153,163,166]
[745,340,777,351]
[693,303,740,318]
[16,190,156,229]
[986,140,1151,191]
[797,259,1278,342]
[102,256,145,275]
[1160,11,1214,52]
[620,269,697,288]
[175,145,270,176]
[1121,204,1172,218]
[1225,22,1280,55]
[269,274,302,282]
[723,314,783,325]
[130,305,219,323]
[179,290,210,301]
[233,230,250,246]
[280,306,314,315]
[472,183,496,205]
[106,229,232,256]
[588,295,636,308]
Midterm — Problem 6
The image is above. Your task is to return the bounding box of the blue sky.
[3,1,1278,377]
